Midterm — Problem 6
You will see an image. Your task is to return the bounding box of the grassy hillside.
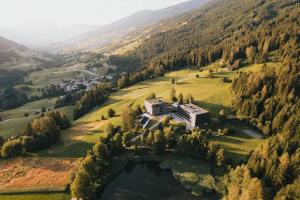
[80,62,280,123]
[0,101,73,139]
[65,62,271,161]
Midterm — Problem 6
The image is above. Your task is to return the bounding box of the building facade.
[145,98,209,128]
[144,98,168,116]
[174,103,209,128]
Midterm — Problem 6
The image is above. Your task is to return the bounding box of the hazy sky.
[0,0,191,26]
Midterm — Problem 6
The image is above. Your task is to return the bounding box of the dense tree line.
[0,87,28,110]
[73,83,111,119]
[115,63,165,89]
[70,124,125,200]
[0,69,25,88]
[0,111,70,158]
[54,92,85,108]
[223,120,300,200]
[224,16,299,200]
[232,64,299,135]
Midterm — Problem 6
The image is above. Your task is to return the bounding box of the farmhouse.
[144,97,209,128]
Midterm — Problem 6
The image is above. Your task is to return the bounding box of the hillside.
[0,36,27,64]
[59,0,210,51]
[106,1,300,198]
[109,0,299,71]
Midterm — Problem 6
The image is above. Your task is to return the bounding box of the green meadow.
[0,62,277,156]
[63,62,274,160]
[0,98,73,139]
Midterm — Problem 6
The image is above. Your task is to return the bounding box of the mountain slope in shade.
[0,36,60,70]
[60,0,210,51]
[0,36,28,64]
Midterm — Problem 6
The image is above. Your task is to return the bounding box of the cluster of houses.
[50,74,113,93]
[143,97,209,130]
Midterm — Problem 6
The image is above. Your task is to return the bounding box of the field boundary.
[0,186,67,194]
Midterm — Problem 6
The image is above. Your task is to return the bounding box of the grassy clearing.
[210,131,262,162]
[36,120,108,158]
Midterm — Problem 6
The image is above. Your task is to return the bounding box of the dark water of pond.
[99,162,215,200]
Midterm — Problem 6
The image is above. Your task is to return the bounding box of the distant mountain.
[59,0,210,51]
[0,35,63,71]
[0,22,97,48]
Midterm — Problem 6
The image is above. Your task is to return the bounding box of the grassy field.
[0,103,73,139]
[79,69,231,123]
[0,98,58,120]
[0,193,70,200]
[73,62,274,160]
[0,157,78,193]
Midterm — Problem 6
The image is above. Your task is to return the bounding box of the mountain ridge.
[58,0,211,52]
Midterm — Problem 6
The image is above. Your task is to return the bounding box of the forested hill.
[109,0,299,71]
[108,0,300,199]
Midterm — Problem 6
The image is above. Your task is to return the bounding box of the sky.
[0,0,191,26]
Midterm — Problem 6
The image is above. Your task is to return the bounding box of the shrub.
[1,139,23,157]
[223,128,234,135]
[107,108,116,118]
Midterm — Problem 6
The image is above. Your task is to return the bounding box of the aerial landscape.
[0,0,299,199]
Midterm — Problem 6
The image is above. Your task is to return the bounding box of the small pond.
[99,162,216,200]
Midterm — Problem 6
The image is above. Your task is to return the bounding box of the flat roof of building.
[178,103,209,115]
[145,97,166,105]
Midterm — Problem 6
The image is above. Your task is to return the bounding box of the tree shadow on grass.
[37,141,94,158]
[210,135,246,145]
[193,100,231,116]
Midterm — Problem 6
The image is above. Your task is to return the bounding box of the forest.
[107,0,300,199]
